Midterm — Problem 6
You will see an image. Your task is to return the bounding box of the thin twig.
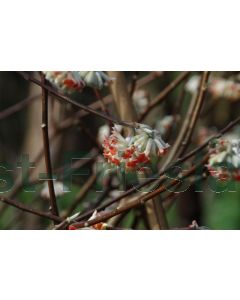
[139,71,190,121]
[129,72,138,97]
[94,89,111,119]
[71,156,209,229]
[135,71,163,89]
[0,94,40,120]
[41,73,59,222]
[62,113,240,227]
[161,72,210,169]
[177,71,210,156]
[18,72,136,129]
[0,196,62,223]
[64,173,97,217]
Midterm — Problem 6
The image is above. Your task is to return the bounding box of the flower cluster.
[102,124,169,171]
[207,138,240,181]
[43,71,111,94]
[43,72,85,94]
[209,78,240,101]
[185,75,240,101]
[74,71,111,89]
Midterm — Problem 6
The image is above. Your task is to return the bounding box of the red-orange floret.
[68,225,77,230]
[122,147,135,159]
[110,157,120,166]
[136,153,149,163]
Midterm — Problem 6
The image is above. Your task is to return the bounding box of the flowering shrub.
[3,71,240,230]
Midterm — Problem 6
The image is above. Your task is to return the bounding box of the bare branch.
[0,94,40,120]
[41,73,59,222]
[18,72,136,129]
[0,197,62,223]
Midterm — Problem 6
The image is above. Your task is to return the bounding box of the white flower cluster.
[43,71,111,94]
[209,78,240,101]
[185,75,240,101]
[207,138,240,181]
[102,124,170,171]
[73,71,111,89]
[43,72,85,94]
[132,124,170,157]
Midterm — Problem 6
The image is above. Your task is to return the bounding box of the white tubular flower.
[43,71,85,94]
[41,181,68,199]
[133,123,170,158]
[103,125,130,167]
[97,124,111,145]
[97,124,122,145]
[207,138,240,181]
[73,71,112,89]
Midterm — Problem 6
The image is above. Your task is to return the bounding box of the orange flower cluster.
[102,125,169,171]
[43,71,85,94]
[207,138,240,181]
